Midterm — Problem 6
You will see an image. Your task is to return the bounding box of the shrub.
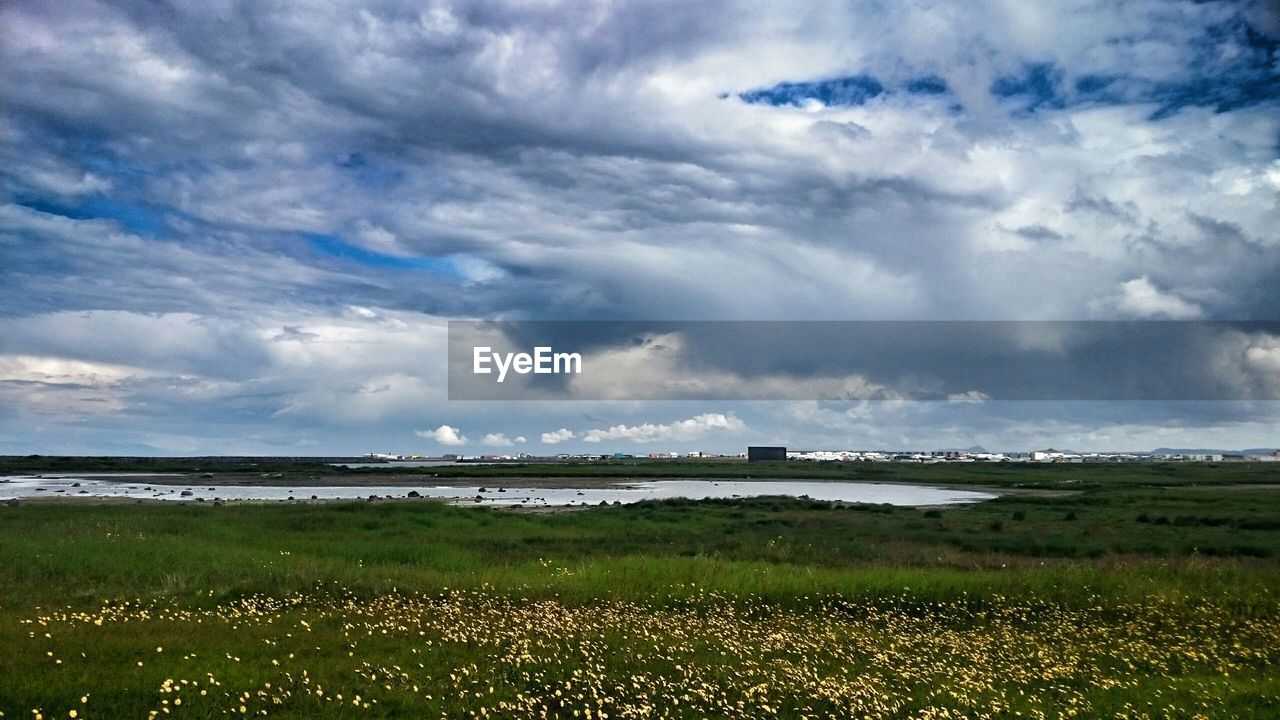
[1239,518,1280,531]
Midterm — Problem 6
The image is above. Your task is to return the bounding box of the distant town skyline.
[357,446,1280,463]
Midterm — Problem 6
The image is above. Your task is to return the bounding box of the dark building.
[747,446,787,462]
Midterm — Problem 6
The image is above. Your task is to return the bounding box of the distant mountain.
[1151,448,1277,456]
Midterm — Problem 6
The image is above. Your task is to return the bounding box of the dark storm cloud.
[5,0,1278,322]
[3,0,738,167]
[449,321,1280,401]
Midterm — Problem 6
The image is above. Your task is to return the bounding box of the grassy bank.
[1,468,1278,718]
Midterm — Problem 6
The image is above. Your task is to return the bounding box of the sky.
[2,0,1278,455]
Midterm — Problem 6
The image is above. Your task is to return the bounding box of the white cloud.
[1246,345,1280,375]
[417,424,468,446]
[1113,276,1204,319]
[581,412,746,444]
[514,436,527,443]
[481,432,514,446]
[947,391,989,404]
[540,428,575,445]
[1208,331,1280,401]
[0,354,157,385]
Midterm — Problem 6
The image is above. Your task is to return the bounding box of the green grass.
[1,464,1278,718]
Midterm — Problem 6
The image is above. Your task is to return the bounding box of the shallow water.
[0,476,996,507]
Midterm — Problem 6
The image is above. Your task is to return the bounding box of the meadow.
[1,462,1278,718]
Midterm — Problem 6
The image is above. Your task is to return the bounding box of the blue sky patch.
[305,233,465,279]
[738,74,960,108]
[336,152,404,190]
[991,20,1278,119]
[1144,18,1279,119]
[991,63,1065,113]
[18,196,172,237]
[740,75,885,107]
[906,75,949,95]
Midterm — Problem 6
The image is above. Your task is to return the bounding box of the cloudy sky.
[2,0,1278,455]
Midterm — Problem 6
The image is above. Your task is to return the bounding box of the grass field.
[1,462,1278,718]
